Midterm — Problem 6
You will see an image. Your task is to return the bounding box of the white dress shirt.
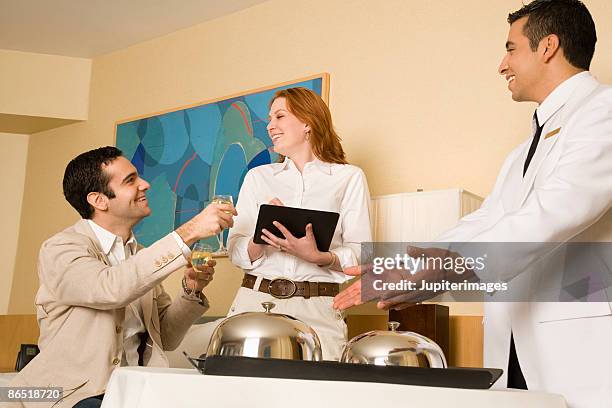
[228,158,372,283]
[86,220,144,366]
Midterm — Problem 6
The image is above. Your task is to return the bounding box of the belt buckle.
[268,278,297,299]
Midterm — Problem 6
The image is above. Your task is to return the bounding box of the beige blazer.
[5,220,208,408]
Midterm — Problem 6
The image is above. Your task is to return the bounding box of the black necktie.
[523,111,544,176]
[508,111,542,390]
[507,332,528,389]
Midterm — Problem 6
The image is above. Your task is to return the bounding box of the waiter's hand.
[332,265,368,310]
[332,264,414,310]
[334,245,475,310]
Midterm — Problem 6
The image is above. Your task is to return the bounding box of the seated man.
[8,146,236,408]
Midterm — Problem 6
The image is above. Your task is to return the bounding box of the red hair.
[271,87,347,164]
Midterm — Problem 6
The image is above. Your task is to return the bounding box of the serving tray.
[198,356,503,390]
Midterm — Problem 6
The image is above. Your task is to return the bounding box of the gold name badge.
[544,127,561,139]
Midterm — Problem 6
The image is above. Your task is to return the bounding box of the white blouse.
[227,158,372,283]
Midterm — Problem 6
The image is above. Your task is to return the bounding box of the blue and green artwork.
[116,75,326,249]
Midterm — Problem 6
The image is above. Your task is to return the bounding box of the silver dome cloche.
[340,321,447,368]
[205,302,322,361]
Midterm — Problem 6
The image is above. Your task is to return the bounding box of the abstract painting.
[115,74,329,252]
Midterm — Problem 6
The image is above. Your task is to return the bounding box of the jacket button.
[112,358,120,365]
[154,260,162,267]
[115,325,122,333]
[161,256,168,263]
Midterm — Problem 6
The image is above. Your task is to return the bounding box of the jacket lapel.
[515,78,600,209]
[517,117,564,207]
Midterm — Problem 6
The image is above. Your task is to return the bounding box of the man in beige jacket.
[5,146,236,408]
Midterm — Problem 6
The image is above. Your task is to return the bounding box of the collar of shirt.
[86,219,137,257]
[535,71,592,127]
[271,157,333,176]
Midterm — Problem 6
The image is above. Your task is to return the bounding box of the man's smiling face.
[499,17,544,103]
[102,156,151,223]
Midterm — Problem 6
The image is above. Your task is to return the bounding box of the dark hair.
[271,87,347,165]
[508,0,596,70]
[63,146,122,219]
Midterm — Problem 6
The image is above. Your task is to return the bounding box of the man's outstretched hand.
[332,263,418,311]
[332,265,367,310]
[333,245,474,311]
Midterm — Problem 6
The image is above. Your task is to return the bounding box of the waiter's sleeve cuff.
[171,231,192,261]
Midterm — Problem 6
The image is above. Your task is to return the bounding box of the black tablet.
[253,204,340,252]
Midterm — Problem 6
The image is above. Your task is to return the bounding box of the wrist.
[248,239,265,262]
[182,276,201,295]
[182,277,207,306]
[315,251,334,266]
[176,222,198,247]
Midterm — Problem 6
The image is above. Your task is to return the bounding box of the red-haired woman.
[227,87,372,360]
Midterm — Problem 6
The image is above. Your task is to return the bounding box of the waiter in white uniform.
[335,1,612,407]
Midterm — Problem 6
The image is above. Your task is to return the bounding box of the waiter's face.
[498,17,543,103]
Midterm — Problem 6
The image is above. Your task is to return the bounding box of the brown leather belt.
[242,273,340,299]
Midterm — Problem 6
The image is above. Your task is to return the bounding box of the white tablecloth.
[101,367,567,408]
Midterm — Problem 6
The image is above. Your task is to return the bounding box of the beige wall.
[0,133,29,313]
[0,49,91,120]
[7,0,612,314]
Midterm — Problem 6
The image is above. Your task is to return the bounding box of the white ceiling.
[0,0,270,58]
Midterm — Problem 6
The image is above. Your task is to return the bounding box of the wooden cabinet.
[389,304,449,363]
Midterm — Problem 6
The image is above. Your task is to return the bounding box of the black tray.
[199,356,503,390]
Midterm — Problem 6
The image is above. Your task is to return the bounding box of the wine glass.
[191,242,213,271]
[211,194,234,256]
[190,242,213,292]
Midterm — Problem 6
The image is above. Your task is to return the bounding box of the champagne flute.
[212,194,234,256]
[190,242,213,292]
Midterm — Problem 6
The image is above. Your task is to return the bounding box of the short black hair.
[63,146,123,219]
[508,0,596,70]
